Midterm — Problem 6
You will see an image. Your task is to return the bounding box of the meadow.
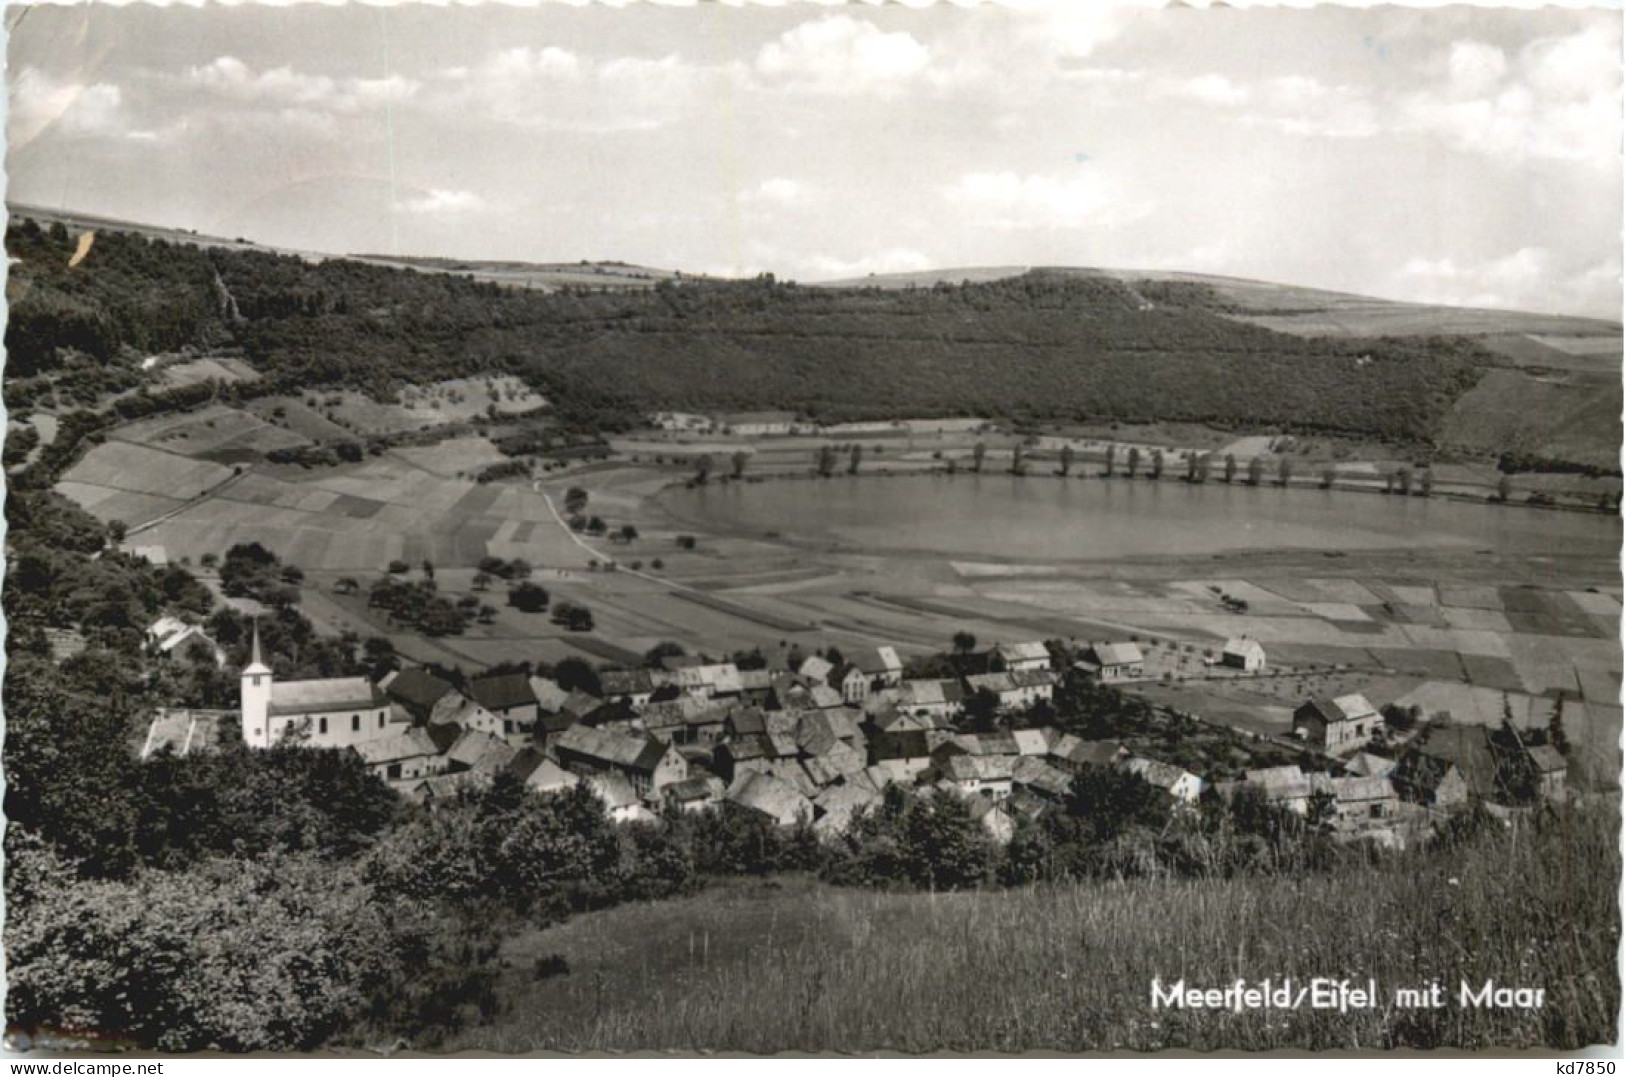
[443,805,1619,1054]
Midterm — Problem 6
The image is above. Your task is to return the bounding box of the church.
[240,623,394,749]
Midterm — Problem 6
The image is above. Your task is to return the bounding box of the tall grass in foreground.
[443,805,1618,1053]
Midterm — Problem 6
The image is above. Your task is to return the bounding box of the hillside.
[440,807,1618,1053]
[6,209,1617,463]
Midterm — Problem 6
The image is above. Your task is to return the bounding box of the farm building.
[467,673,541,739]
[869,729,935,784]
[965,670,1057,712]
[147,615,226,668]
[600,669,657,708]
[994,641,1052,673]
[726,771,814,826]
[855,647,905,687]
[1078,642,1145,683]
[894,678,966,721]
[353,727,444,785]
[935,754,1016,798]
[585,772,658,824]
[1221,637,1267,673]
[799,655,835,683]
[508,749,582,796]
[552,724,689,797]
[715,411,801,437]
[381,666,458,724]
[1120,755,1205,803]
[663,776,727,814]
[1293,693,1380,755]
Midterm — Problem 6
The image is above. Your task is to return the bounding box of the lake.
[662,474,1622,561]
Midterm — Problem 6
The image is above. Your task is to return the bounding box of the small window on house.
[504,720,513,735]
[387,763,401,780]
[352,714,361,732]
[379,713,386,728]
[318,717,328,734]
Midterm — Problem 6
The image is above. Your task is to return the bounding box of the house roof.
[385,667,456,712]
[585,771,640,810]
[1344,752,1398,778]
[799,656,835,682]
[1012,755,1073,798]
[1059,739,1126,769]
[508,749,581,793]
[808,685,844,709]
[996,641,1052,664]
[1326,775,1397,803]
[941,754,1016,782]
[726,771,813,826]
[446,728,516,772]
[728,706,770,737]
[600,669,655,697]
[467,673,538,713]
[1223,637,1265,657]
[553,724,669,773]
[897,679,960,709]
[812,781,881,832]
[737,669,773,692]
[1300,693,1379,724]
[529,676,571,712]
[854,646,903,676]
[1121,755,1199,793]
[1012,729,1050,756]
[352,727,441,766]
[966,672,1017,694]
[1088,641,1145,667]
[664,776,724,803]
[872,729,933,760]
[1409,726,1500,797]
[268,677,387,717]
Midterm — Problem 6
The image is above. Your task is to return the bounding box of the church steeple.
[240,617,273,747]
[244,618,271,677]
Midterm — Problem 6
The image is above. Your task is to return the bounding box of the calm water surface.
[663,474,1621,561]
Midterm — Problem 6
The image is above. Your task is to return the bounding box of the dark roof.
[600,669,655,697]
[1409,725,1500,797]
[385,667,455,712]
[871,729,932,761]
[468,673,538,713]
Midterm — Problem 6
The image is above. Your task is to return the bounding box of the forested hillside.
[8,216,1506,447]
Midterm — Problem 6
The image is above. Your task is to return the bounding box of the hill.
[438,806,1617,1053]
[6,208,1618,466]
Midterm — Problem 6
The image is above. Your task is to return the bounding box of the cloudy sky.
[7,2,1621,316]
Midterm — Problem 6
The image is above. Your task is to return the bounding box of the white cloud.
[755,15,930,94]
[1446,41,1508,98]
[1391,246,1619,314]
[434,47,710,132]
[943,170,1145,230]
[1167,73,1250,108]
[182,56,419,114]
[1398,26,1621,165]
[740,177,807,206]
[9,67,124,144]
[396,189,485,216]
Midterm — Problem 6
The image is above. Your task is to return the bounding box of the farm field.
[107,404,310,461]
[259,376,547,439]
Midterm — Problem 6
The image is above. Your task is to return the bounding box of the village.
[142,615,1573,848]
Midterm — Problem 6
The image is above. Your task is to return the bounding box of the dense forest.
[6,217,1501,446]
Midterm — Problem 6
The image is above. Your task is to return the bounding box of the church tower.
[240,619,274,748]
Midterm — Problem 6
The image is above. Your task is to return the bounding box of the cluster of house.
[1216,692,1572,842]
[213,627,1222,840]
[145,623,1564,844]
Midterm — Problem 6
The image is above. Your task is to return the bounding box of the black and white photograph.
[2,0,1622,1058]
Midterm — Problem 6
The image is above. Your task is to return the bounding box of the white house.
[994,641,1052,673]
[239,623,392,749]
[1293,694,1380,755]
[1119,755,1205,803]
[148,615,226,668]
[1221,637,1267,673]
[1079,641,1145,683]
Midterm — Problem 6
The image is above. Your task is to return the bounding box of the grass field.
[438,806,1618,1053]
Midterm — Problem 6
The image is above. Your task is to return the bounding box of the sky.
[6,2,1622,317]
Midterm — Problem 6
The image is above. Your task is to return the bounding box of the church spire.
[243,617,271,676]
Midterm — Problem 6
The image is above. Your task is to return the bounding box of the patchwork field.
[119,455,589,571]
[259,376,547,439]
[107,404,310,461]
